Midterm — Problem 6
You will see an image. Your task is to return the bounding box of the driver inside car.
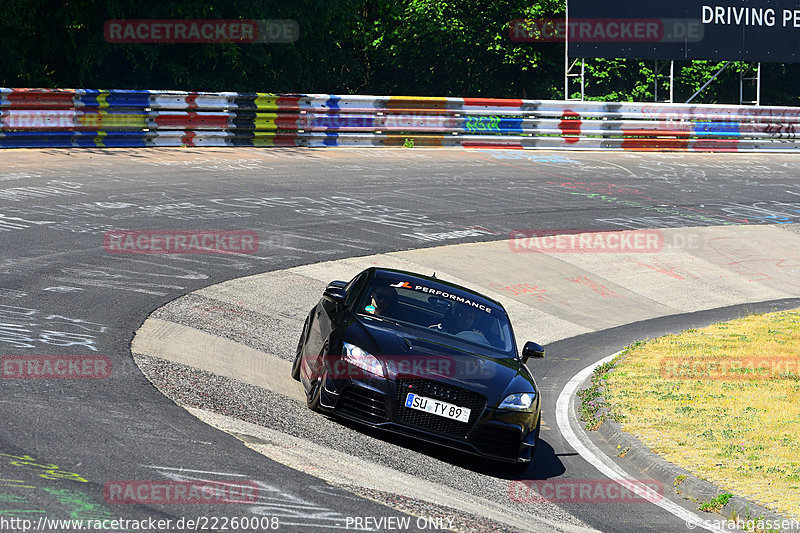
[447,304,479,334]
[367,282,402,319]
[431,303,485,337]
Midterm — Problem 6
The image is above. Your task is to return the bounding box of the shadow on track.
[334,416,568,480]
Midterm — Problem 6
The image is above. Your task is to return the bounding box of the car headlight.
[499,392,536,412]
[342,342,384,378]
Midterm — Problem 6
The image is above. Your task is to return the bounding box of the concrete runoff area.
[189,408,597,533]
[147,224,800,349]
[132,224,800,528]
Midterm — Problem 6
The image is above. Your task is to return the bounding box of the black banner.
[566,0,800,63]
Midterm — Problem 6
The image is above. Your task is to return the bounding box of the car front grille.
[336,386,389,423]
[395,376,486,438]
[470,425,523,459]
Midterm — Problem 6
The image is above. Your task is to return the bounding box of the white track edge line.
[555,352,730,533]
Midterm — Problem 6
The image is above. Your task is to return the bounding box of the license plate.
[404,393,470,423]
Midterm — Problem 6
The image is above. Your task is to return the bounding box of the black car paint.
[293,267,543,465]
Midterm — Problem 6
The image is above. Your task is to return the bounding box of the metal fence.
[3,88,800,151]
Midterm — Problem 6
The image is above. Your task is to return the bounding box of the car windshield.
[355,275,515,356]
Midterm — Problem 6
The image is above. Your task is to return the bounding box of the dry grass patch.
[604,308,800,521]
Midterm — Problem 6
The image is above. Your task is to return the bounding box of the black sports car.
[291,267,545,467]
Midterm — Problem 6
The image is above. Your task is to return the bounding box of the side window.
[344,273,369,308]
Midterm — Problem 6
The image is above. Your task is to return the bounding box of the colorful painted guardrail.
[2,88,800,151]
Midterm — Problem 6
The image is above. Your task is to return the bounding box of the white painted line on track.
[556,352,731,533]
[145,465,248,476]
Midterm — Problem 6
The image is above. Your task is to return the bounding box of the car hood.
[347,314,536,407]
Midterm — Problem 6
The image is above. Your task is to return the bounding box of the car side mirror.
[323,282,347,305]
[521,341,545,364]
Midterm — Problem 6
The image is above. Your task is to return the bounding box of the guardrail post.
[740,63,761,106]
[655,60,674,103]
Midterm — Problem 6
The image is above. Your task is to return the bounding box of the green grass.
[699,492,732,513]
[603,308,800,521]
[576,359,624,430]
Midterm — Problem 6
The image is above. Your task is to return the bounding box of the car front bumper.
[320,372,540,463]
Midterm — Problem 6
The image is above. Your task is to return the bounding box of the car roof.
[367,267,506,311]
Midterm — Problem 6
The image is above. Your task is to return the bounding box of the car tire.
[307,377,323,411]
[306,341,329,412]
[291,316,311,381]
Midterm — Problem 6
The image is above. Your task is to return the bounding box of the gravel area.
[133,352,590,532]
[150,293,297,361]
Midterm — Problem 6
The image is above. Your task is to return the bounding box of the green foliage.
[0,0,798,104]
[0,0,369,92]
[577,359,624,430]
[698,492,732,513]
[360,0,563,98]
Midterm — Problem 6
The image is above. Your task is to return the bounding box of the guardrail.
[3,88,800,151]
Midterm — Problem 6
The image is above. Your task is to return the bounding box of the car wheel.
[306,341,329,412]
[307,377,323,412]
[291,316,310,381]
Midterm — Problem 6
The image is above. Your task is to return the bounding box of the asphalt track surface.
[1,148,800,532]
